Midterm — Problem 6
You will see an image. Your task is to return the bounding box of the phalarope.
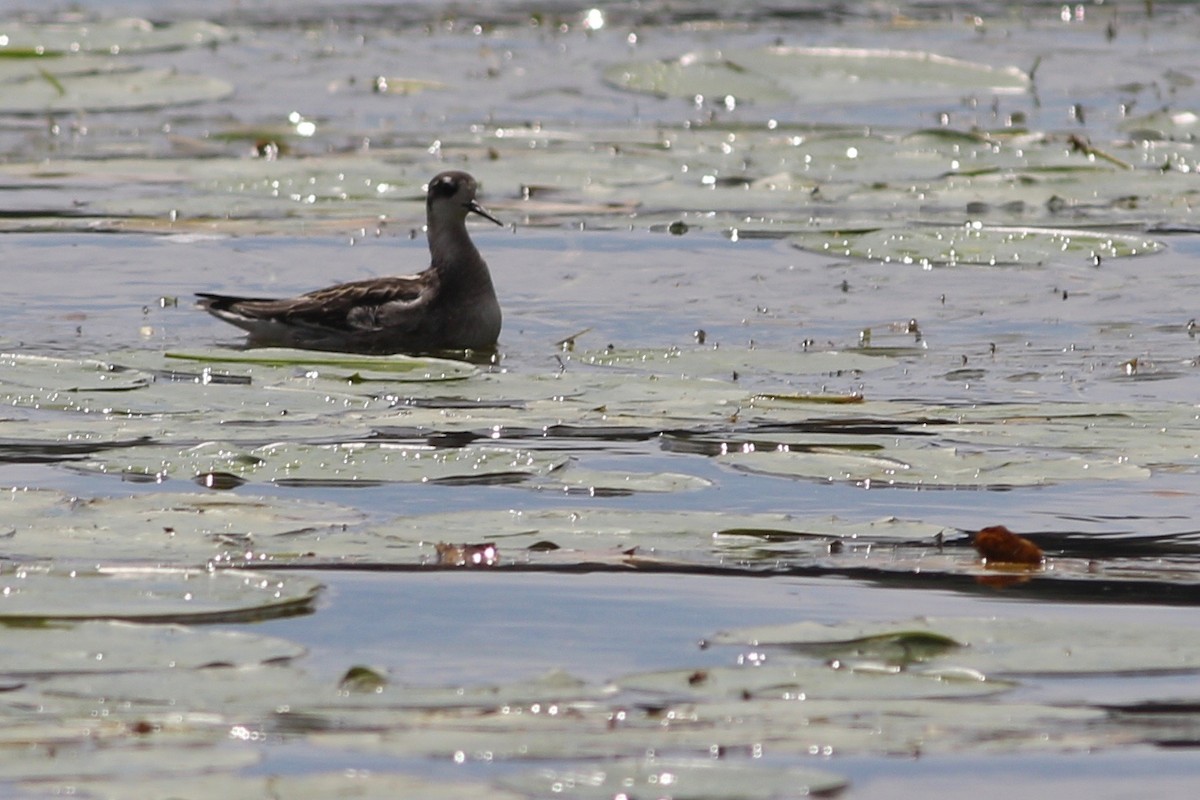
[197,170,503,354]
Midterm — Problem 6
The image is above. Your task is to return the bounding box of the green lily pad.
[166,347,479,381]
[616,660,1010,701]
[42,772,526,800]
[717,441,1151,488]
[0,66,233,114]
[789,225,1163,267]
[709,617,1200,676]
[0,738,260,783]
[4,490,366,566]
[605,46,1028,106]
[0,565,321,623]
[0,352,153,392]
[500,759,849,800]
[70,440,568,486]
[0,18,229,56]
[0,620,304,675]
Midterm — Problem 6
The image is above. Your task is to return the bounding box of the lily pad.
[0,18,229,56]
[789,224,1163,267]
[717,441,1151,488]
[0,620,304,676]
[616,661,1010,701]
[165,347,479,381]
[0,565,321,623]
[0,67,234,114]
[71,441,568,486]
[500,758,849,800]
[709,617,1200,676]
[605,46,1028,106]
[42,772,526,800]
[0,738,260,783]
[0,352,153,392]
[4,490,366,566]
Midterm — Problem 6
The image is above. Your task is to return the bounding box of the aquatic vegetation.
[3,2,1200,797]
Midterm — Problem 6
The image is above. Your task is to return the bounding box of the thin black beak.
[466,199,503,226]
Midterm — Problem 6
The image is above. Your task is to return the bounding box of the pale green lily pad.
[0,620,303,675]
[0,565,320,622]
[70,441,568,486]
[4,490,366,565]
[271,509,946,569]
[1,67,233,114]
[166,347,479,381]
[717,442,1151,488]
[4,502,950,570]
[656,697,1114,756]
[789,225,1163,267]
[5,120,1194,233]
[387,507,943,549]
[605,46,1028,106]
[709,618,1200,676]
[307,685,1113,763]
[500,758,848,800]
[47,772,527,800]
[567,344,885,381]
[733,400,1200,477]
[0,738,259,783]
[0,352,153,392]
[616,661,1010,701]
[34,664,327,719]
[1120,108,1200,140]
[318,669,604,715]
[549,467,712,494]
[0,18,229,56]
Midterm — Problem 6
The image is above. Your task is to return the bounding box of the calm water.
[3,1,1200,796]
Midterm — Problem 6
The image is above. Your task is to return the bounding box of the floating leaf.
[0,620,303,675]
[789,225,1163,266]
[0,67,233,114]
[69,441,569,486]
[718,440,1151,488]
[0,565,321,623]
[166,347,479,382]
[974,525,1045,566]
[0,18,229,56]
[710,618,1200,675]
[0,352,153,392]
[605,46,1028,106]
[5,491,366,566]
[500,759,849,800]
[0,738,259,783]
[49,772,526,800]
[616,660,1009,701]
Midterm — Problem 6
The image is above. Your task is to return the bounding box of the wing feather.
[198,273,436,333]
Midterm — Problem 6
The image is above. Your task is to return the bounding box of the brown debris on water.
[434,542,499,567]
[973,524,1044,566]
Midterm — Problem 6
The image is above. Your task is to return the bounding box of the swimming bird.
[196,170,503,355]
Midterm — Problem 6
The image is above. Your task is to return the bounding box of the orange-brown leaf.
[973,525,1043,566]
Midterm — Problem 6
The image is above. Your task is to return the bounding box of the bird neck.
[427,217,496,304]
[428,218,483,274]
